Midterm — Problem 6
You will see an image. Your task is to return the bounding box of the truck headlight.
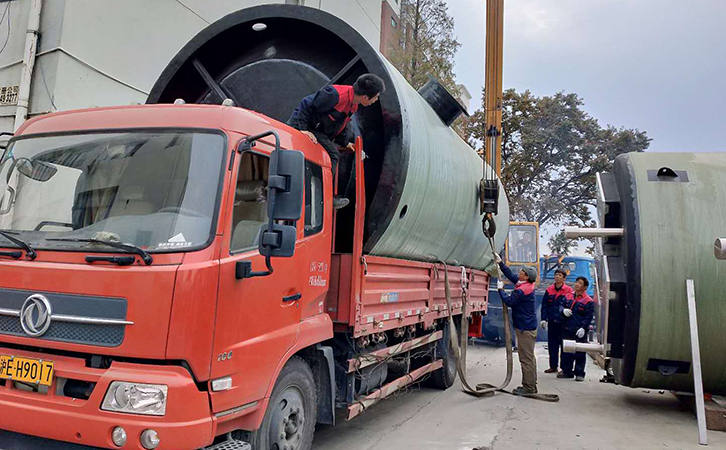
[101,382,168,416]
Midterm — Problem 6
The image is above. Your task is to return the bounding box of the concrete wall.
[0,0,66,132]
[0,0,394,133]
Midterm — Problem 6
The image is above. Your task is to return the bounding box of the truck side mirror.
[258,223,297,258]
[236,131,304,279]
[267,148,304,221]
[257,148,303,259]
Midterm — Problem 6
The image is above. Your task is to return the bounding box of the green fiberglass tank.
[598,152,726,394]
[147,4,509,270]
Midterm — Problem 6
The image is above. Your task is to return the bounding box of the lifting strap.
[439,254,560,402]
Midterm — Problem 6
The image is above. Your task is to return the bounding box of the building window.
[391,17,397,29]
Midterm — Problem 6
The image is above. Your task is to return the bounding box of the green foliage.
[388,0,461,97]
[463,88,651,227]
[548,230,577,256]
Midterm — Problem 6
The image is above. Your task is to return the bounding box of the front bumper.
[0,430,100,450]
[0,348,214,450]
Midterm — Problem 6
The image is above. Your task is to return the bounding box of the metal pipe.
[593,249,608,351]
[14,0,42,131]
[564,226,624,239]
[562,339,605,355]
[715,238,726,260]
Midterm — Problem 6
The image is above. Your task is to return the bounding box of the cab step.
[205,440,252,450]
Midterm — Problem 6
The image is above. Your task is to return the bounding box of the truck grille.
[0,315,125,347]
[0,288,128,347]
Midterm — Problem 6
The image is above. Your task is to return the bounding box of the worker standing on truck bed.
[287,73,385,209]
[559,277,595,381]
[495,253,539,395]
[541,268,573,374]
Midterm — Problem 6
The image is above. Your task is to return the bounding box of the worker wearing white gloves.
[540,268,573,374]
[558,276,595,381]
[494,252,540,396]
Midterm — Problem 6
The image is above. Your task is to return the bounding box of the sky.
[446,0,726,254]
[447,0,726,153]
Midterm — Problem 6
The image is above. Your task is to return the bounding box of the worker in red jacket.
[287,73,385,209]
[558,276,595,381]
[540,268,573,373]
[495,254,539,395]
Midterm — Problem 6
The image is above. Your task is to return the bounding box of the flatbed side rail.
[351,256,488,337]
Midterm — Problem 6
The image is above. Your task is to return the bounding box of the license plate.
[0,355,54,386]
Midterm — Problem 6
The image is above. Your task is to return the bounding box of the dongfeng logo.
[20,294,53,337]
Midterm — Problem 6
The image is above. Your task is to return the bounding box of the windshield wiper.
[85,255,137,266]
[0,230,37,260]
[0,250,22,259]
[46,238,153,265]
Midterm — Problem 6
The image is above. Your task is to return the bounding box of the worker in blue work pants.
[559,276,595,381]
[540,268,573,373]
[495,254,539,395]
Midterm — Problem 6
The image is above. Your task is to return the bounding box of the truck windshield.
[0,131,225,253]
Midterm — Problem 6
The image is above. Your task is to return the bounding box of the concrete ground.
[313,342,726,450]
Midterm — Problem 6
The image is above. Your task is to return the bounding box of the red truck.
[0,5,508,450]
[0,104,491,450]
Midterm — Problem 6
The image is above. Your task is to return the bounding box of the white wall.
[0,0,66,130]
[320,0,383,47]
[0,0,389,133]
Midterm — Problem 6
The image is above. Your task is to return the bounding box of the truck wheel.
[429,322,458,389]
[250,357,317,450]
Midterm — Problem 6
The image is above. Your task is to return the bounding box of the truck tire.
[250,357,317,450]
[429,323,458,390]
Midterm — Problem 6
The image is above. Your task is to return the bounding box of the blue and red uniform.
[560,291,595,377]
[498,262,537,331]
[287,85,358,175]
[542,282,573,370]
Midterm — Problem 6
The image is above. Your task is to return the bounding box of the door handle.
[283,292,302,302]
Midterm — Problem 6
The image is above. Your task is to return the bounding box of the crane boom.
[484,0,504,176]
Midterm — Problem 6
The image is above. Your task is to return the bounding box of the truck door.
[211,148,305,412]
[297,159,334,319]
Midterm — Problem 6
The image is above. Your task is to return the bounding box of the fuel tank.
[147,4,508,270]
[598,152,726,394]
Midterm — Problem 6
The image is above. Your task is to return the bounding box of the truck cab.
[0,104,330,450]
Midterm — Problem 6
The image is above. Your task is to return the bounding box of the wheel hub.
[269,386,306,450]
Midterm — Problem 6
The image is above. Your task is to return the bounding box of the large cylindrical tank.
[598,152,726,394]
[147,5,508,270]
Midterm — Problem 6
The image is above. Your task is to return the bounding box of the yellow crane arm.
[484,0,504,177]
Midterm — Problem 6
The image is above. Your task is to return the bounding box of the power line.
[174,0,210,25]
[39,59,57,111]
[0,1,11,57]
[353,0,382,32]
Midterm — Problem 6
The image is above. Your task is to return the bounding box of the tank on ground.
[598,152,726,394]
